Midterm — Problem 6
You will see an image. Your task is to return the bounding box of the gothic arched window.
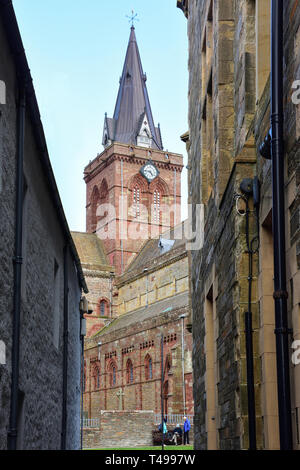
[97,298,109,317]
[153,190,160,223]
[93,365,100,390]
[126,359,134,384]
[96,368,100,389]
[133,186,141,219]
[108,361,117,387]
[91,186,101,233]
[145,355,153,380]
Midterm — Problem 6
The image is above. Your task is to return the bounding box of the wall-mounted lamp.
[80,296,93,315]
[259,128,272,160]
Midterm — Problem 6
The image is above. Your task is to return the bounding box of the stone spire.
[102,27,163,150]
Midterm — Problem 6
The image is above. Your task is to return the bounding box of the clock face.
[140,162,159,183]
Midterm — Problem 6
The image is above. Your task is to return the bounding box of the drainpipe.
[80,327,84,451]
[61,245,69,450]
[144,268,149,307]
[174,168,177,227]
[121,159,124,274]
[236,177,260,450]
[180,314,187,415]
[270,0,293,449]
[7,88,26,451]
[161,334,165,451]
[109,271,114,317]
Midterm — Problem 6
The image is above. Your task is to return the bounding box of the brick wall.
[84,144,183,275]
[84,306,193,418]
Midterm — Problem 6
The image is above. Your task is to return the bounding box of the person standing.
[183,416,191,445]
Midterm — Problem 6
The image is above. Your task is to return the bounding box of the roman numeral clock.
[140,160,159,183]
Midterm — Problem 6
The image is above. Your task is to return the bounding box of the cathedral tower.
[84,27,183,275]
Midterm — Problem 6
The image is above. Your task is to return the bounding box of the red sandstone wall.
[83,310,194,418]
[84,144,183,274]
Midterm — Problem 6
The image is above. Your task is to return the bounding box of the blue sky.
[13,0,189,231]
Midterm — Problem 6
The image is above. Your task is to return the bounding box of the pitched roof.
[71,232,112,272]
[94,292,188,339]
[125,223,187,275]
[103,27,163,150]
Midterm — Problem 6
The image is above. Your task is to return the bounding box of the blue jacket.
[183,419,191,432]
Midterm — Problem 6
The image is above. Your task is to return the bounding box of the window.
[153,190,160,223]
[100,300,106,316]
[91,186,101,232]
[126,359,134,384]
[97,298,109,317]
[109,361,117,387]
[133,186,140,218]
[94,366,100,389]
[145,355,153,380]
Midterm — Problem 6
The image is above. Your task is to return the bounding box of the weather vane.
[126,10,139,28]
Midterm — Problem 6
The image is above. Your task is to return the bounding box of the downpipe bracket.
[273,290,288,300]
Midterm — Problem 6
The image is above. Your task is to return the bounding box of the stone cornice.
[83,266,114,278]
[84,144,183,183]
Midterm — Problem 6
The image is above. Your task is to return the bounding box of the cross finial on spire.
[126,9,139,28]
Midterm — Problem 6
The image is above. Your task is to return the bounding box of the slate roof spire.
[102,27,163,150]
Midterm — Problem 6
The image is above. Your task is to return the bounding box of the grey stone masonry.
[0,2,86,450]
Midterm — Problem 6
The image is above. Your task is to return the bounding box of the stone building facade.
[178,0,300,450]
[72,26,194,425]
[83,227,193,419]
[0,2,87,450]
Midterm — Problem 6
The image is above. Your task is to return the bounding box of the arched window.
[93,365,100,390]
[97,298,109,317]
[145,355,153,380]
[91,186,101,232]
[126,359,134,384]
[98,179,109,222]
[133,186,140,219]
[108,361,117,387]
[99,179,109,203]
[153,190,160,223]
[96,368,100,389]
